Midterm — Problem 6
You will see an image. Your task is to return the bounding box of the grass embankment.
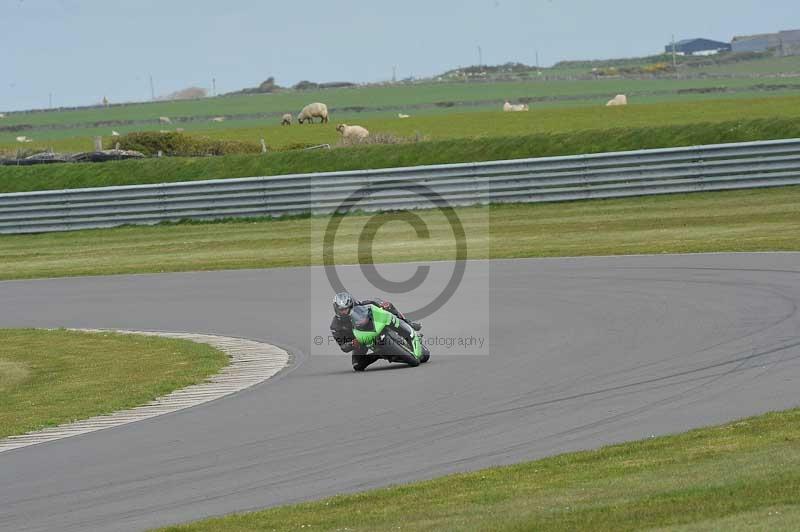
[158,408,800,531]
[0,186,798,281]
[0,329,228,439]
[2,114,800,193]
[2,91,800,154]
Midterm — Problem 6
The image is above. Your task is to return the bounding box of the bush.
[106,132,262,157]
[293,80,319,90]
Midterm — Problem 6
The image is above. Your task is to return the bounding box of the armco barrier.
[1,138,799,234]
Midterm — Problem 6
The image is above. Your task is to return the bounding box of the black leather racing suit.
[330,298,407,370]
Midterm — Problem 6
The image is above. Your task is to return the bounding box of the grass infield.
[0,185,797,281]
[0,329,228,439]
[157,408,800,531]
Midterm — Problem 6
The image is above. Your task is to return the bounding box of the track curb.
[0,329,290,454]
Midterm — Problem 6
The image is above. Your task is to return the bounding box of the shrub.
[106,132,262,157]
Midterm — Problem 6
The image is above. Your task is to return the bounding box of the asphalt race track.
[2,254,800,531]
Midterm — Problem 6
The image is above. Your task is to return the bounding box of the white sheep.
[211,116,226,123]
[176,128,185,133]
[0,113,5,119]
[336,124,369,139]
[297,102,329,124]
[281,113,292,126]
[398,113,410,119]
[16,136,32,143]
[606,94,628,106]
[111,130,120,136]
[503,101,529,112]
[159,116,172,124]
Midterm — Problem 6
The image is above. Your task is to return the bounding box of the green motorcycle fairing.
[351,304,422,359]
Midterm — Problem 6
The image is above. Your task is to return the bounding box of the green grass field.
[2,77,796,128]
[157,407,800,531]
[2,102,800,193]
[0,186,797,281]
[2,75,799,152]
[0,329,227,439]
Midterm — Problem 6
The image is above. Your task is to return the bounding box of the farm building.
[778,30,800,56]
[732,30,800,56]
[665,38,731,56]
[732,33,781,53]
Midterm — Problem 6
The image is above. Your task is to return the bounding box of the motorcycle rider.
[330,291,421,371]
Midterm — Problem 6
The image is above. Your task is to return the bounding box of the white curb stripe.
[0,330,290,454]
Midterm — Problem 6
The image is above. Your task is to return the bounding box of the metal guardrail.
[1,138,799,234]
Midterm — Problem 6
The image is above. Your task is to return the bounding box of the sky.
[1,0,798,111]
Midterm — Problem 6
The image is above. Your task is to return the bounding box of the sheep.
[176,128,185,132]
[281,113,292,125]
[606,94,628,107]
[336,124,369,139]
[211,116,226,123]
[0,113,5,119]
[16,136,32,143]
[159,116,172,124]
[111,130,120,137]
[503,101,529,112]
[297,102,329,124]
[398,113,410,119]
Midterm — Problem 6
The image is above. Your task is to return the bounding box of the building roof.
[733,30,799,42]
[732,33,775,42]
[669,38,730,49]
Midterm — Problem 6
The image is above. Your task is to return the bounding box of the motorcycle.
[351,303,430,367]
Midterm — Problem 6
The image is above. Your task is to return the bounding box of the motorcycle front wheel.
[382,329,420,367]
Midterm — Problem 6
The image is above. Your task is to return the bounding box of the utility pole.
[478,45,483,67]
[671,34,678,78]
[392,66,396,83]
[149,75,155,100]
[48,92,52,109]
[536,49,540,69]
[212,77,216,97]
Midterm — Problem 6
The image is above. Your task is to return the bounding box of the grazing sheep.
[176,128,185,132]
[111,131,120,137]
[503,101,529,112]
[297,102,329,124]
[0,113,5,118]
[159,130,170,134]
[606,94,628,106]
[16,136,32,143]
[336,123,369,139]
[281,113,292,125]
[398,113,410,119]
[159,116,172,124]
[211,116,226,122]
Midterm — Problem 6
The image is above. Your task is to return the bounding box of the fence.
[0,138,799,234]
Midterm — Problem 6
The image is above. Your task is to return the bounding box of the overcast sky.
[1,0,797,111]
